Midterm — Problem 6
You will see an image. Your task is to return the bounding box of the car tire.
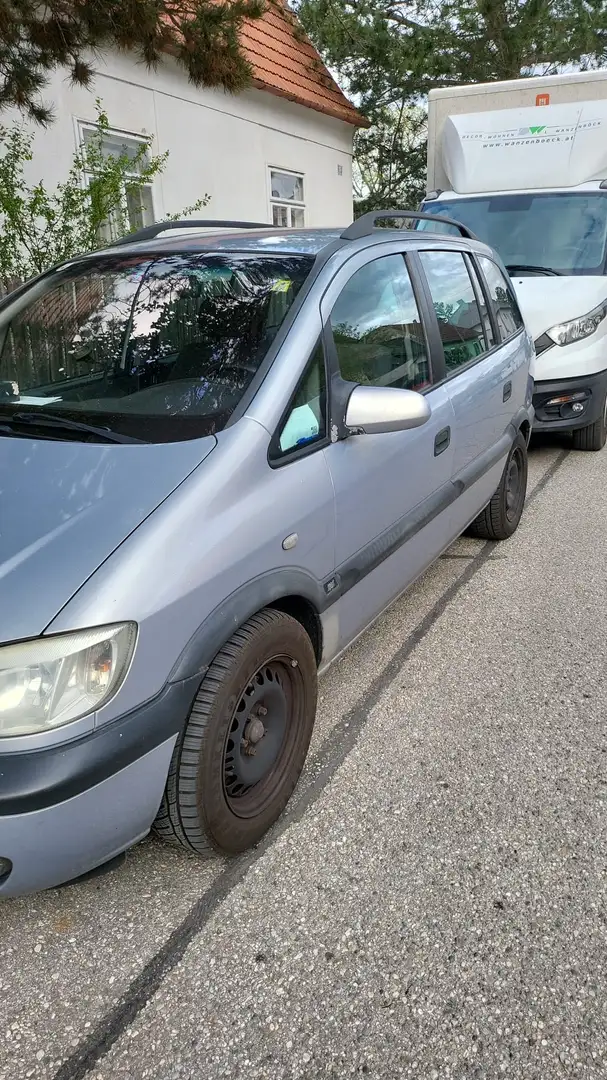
[467,431,528,541]
[154,609,317,857]
[571,395,607,452]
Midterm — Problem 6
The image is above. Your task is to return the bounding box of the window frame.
[466,253,499,349]
[473,254,526,345]
[268,167,306,229]
[413,245,507,387]
[464,252,496,348]
[268,336,330,468]
[75,119,156,242]
[267,243,476,462]
[323,249,436,395]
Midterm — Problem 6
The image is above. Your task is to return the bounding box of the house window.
[79,124,155,243]
[269,169,305,228]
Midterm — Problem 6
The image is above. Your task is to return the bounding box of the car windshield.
[420,193,607,276]
[0,251,314,442]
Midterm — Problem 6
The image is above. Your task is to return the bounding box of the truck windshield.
[421,193,607,277]
[0,251,313,442]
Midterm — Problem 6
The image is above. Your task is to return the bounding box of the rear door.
[415,246,521,516]
[474,253,529,431]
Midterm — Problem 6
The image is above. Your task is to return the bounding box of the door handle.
[503,380,512,402]
[434,426,451,456]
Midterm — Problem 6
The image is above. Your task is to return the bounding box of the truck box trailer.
[420,70,607,450]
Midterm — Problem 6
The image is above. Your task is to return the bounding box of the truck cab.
[420,76,607,450]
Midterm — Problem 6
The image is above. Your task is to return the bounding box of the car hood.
[511,275,607,341]
[0,435,216,643]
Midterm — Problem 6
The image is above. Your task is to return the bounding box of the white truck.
[420,70,607,450]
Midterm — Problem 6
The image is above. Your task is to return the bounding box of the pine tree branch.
[0,0,266,122]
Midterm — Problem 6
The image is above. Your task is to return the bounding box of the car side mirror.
[345,384,431,436]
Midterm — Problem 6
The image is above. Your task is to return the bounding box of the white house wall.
[5,50,355,228]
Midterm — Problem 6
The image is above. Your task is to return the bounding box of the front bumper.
[532,367,607,433]
[0,677,199,898]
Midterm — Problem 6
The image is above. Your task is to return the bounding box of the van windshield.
[0,252,313,442]
[421,192,607,277]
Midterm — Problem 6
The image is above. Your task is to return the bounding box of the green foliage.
[0,0,265,125]
[298,0,606,106]
[353,104,426,216]
[0,101,209,286]
[298,0,607,209]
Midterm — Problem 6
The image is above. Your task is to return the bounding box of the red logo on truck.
[536,93,550,106]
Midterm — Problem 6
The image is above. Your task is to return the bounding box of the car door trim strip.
[325,426,515,601]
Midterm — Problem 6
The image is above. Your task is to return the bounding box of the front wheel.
[154,609,317,857]
[467,431,528,541]
[572,394,607,452]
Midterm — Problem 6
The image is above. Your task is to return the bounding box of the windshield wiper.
[0,410,144,444]
[506,264,563,277]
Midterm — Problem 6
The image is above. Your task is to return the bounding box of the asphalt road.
[2,438,606,1080]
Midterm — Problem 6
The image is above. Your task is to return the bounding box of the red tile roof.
[240,1,368,127]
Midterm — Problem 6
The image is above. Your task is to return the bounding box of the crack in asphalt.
[52,449,569,1080]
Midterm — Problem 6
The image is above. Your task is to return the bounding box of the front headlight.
[546,300,607,347]
[0,623,136,737]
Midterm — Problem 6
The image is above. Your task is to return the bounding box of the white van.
[420,71,607,450]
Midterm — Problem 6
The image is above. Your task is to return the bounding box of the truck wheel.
[572,396,607,451]
[154,609,317,857]
[467,432,528,541]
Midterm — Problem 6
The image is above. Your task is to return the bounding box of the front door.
[320,248,457,651]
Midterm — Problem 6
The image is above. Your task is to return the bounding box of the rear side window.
[419,250,487,373]
[467,258,496,349]
[477,256,524,340]
[329,254,431,391]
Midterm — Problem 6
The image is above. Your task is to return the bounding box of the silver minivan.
[0,212,534,897]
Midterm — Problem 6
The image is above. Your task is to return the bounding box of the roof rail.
[341,210,479,242]
[110,219,272,247]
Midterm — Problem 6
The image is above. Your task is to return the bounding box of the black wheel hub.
[223,664,290,800]
[505,448,524,520]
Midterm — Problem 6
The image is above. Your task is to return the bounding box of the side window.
[419,250,487,373]
[467,258,496,349]
[477,256,525,340]
[273,341,327,458]
[329,254,431,391]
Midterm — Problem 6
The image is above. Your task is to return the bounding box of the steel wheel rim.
[505,446,524,521]
[222,655,300,819]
